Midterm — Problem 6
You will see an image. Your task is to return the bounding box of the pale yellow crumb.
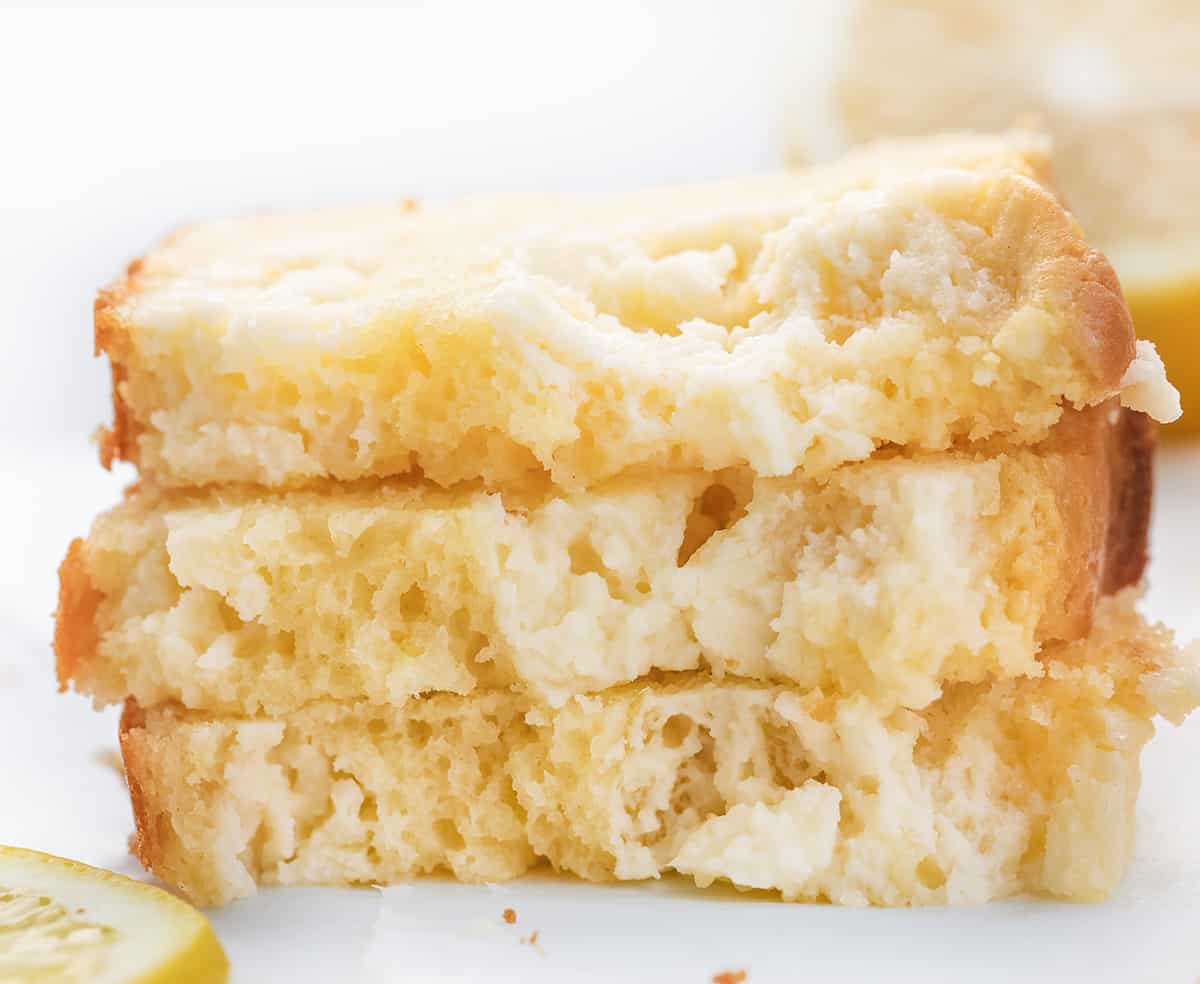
[96,132,1159,490]
[61,404,1145,715]
[117,591,1196,908]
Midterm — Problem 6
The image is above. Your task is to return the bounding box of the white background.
[0,4,1197,982]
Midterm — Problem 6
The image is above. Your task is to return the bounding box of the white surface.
[2,3,1199,981]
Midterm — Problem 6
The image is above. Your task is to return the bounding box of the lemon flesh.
[0,846,227,984]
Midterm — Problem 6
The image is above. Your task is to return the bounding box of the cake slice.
[117,591,1199,907]
[94,133,1176,490]
[58,404,1152,715]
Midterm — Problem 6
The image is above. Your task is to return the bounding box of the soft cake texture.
[57,132,1194,910]
[95,133,1177,490]
[118,592,1199,908]
[58,405,1152,714]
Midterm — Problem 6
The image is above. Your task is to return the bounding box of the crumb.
[519,930,541,949]
[503,908,516,925]
[712,971,747,984]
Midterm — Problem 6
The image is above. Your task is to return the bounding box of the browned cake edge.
[118,699,177,897]
[1038,403,1154,642]
[94,259,143,472]
[53,537,103,693]
[1068,245,1137,393]
[1103,407,1155,594]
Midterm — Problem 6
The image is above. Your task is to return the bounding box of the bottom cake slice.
[120,592,1197,908]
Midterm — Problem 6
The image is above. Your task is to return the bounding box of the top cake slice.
[95,133,1178,490]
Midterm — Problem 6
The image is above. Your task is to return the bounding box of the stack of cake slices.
[56,133,1198,907]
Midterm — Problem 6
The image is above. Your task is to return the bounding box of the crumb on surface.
[712,971,747,984]
[502,907,516,924]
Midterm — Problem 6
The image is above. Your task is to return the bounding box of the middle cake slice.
[59,402,1150,716]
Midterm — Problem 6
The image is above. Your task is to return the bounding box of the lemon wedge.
[0,846,228,984]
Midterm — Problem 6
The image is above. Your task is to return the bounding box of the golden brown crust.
[119,702,156,876]
[94,267,140,471]
[1071,248,1138,394]
[1039,402,1152,642]
[1103,409,1155,595]
[53,539,103,692]
[119,699,179,897]
[97,359,133,471]
[1006,177,1136,395]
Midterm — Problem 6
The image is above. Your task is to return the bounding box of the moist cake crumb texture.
[60,405,1150,715]
[118,593,1197,907]
[96,134,1175,490]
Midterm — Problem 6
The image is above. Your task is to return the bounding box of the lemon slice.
[0,846,228,984]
